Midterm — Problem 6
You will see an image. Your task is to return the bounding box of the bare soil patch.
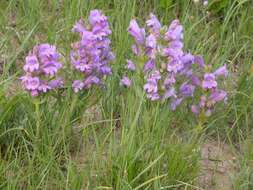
[199,139,238,190]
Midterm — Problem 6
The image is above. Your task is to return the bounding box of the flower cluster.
[122,13,228,116]
[71,10,114,92]
[20,44,63,96]
[21,10,114,97]
[20,10,228,118]
[191,64,228,116]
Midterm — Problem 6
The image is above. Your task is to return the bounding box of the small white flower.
[203,0,208,6]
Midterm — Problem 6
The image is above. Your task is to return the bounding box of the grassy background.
[0,0,253,189]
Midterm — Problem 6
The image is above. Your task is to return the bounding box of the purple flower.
[163,48,183,59]
[72,80,84,93]
[199,95,207,108]
[163,87,177,99]
[146,34,157,48]
[48,78,63,88]
[202,73,217,89]
[89,10,107,26]
[171,98,183,110]
[179,83,195,97]
[31,90,39,97]
[167,59,183,73]
[80,31,97,45]
[128,19,145,45]
[214,65,228,77]
[169,40,183,49]
[37,44,59,61]
[23,77,40,91]
[151,70,161,80]
[89,10,111,36]
[146,13,161,36]
[72,19,86,34]
[144,79,158,94]
[126,60,136,71]
[120,76,131,87]
[191,105,199,114]
[208,90,227,104]
[144,70,161,100]
[24,55,39,72]
[191,75,201,86]
[42,62,60,76]
[131,44,140,55]
[194,55,205,68]
[83,76,101,88]
[145,34,157,58]
[165,19,183,41]
[181,53,195,65]
[144,59,155,72]
[147,93,160,101]
[164,74,176,86]
[38,83,51,93]
[180,67,193,77]
[100,66,112,75]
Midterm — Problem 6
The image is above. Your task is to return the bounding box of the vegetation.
[0,0,253,189]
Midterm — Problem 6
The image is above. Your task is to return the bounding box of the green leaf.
[159,0,173,9]
[208,0,230,13]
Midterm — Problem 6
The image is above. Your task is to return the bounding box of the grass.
[0,0,253,189]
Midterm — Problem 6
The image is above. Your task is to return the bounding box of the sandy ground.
[199,139,238,190]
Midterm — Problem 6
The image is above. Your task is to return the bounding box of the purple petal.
[179,82,195,97]
[128,19,145,45]
[147,93,160,101]
[202,73,217,89]
[144,59,155,72]
[194,55,205,68]
[146,13,161,36]
[48,78,64,88]
[120,76,131,87]
[24,55,39,72]
[72,80,84,93]
[191,105,199,114]
[214,65,228,77]
[171,98,183,111]
[163,87,177,99]
[126,59,136,71]
[208,89,227,104]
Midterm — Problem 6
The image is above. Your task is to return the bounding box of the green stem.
[61,94,78,155]
[31,98,41,165]
[35,99,40,143]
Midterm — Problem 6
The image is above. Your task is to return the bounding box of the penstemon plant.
[19,10,228,137]
[20,9,114,108]
[120,13,228,125]
[19,10,114,152]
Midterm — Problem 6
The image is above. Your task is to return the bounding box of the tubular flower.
[202,73,217,89]
[190,64,228,117]
[120,76,132,87]
[146,13,161,37]
[128,19,145,45]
